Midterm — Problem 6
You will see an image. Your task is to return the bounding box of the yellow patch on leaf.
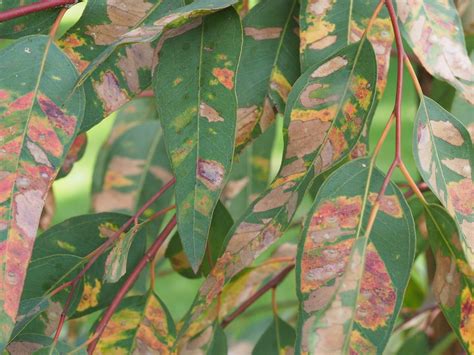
[460,287,474,353]
[212,68,234,90]
[77,279,101,312]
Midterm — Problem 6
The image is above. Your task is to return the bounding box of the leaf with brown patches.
[153,8,242,271]
[413,96,474,268]
[425,204,474,353]
[235,0,300,152]
[95,292,176,354]
[396,0,474,104]
[295,158,415,354]
[92,113,173,232]
[0,35,85,347]
[57,133,88,179]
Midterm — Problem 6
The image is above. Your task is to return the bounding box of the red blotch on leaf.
[5,92,34,115]
[38,95,77,136]
[212,68,234,90]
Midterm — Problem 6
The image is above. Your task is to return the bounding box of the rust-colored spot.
[285,119,330,158]
[311,56,348,78]
[253,183,293,213]
[58,33,89,73]
[460,287,474,352]
[199,103,224,122]
[259,97,276,132]
[38,95,77,136]
[350,330,377,354]
[212,68,234,90]
[431,120,465,146]
[350,75,372,110]
[236,106,258,147]
[93,71,129,115]
[447,179,474,216]
[244,27,282,40]
[4,92,34,115]
[197,159,225,191]
[432,251,461,308]
[368,193,403,218]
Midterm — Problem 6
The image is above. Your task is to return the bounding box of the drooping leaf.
[222,124,276,219]
[252,316,295,355]
[0,2,62,39]
[295,158,415,354]
[73,0,239,130]
[180,322,227,355]
[0,35,85,347]
[57,132,88,179]
[153,7,242,271]
[166,202,233,279]
[91,120,173,226]
[412,96,474,267]
[58,0,186,131]
[396,0,474,104]
[177,40,378,335]
[178,243,295,344]
[95,292,176,354]
[10,213,147,342]
[234,0,299,152]
[425,204,474,353]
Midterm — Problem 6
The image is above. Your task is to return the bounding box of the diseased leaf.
[176,40,378,336]
[180,322,227,355]
[0,35,85,347]
[73,0,238,129]
[178,244,295,345]
[235,0,300,152]
[58,0,186,131]
[223,125,276,219]
[10,213,147,342]
[425,204,474,353]
[295,158,415,354]
[0,2,61,39]
[396,0,474,104]
[252,316,295,355]
[6,333,81,355]
[92,120,173,229]
[153,8,242,271]
[57,132,87,179]
[413,96,474,268]
[166,202,233,279]
[95,292,176,354]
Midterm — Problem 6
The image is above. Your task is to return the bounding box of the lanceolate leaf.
[235,0,299,152]
[11,213,147,342]
[74,0,238,124]
[222,125,276,219]
[295,158,415,354]
[299,0,394,95]
[425,204,474,353]
[396,0,474,104]
[413,96,474,268]
[95,292,176,354]
[92,120,173,222]
[0,35,85,346]
[153,8,242,271]
[177,40,378,335]
[252,316,296,355]
[58,0,186,131]
[0,2,60,39]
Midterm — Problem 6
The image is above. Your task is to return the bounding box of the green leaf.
[223,125,276,219]
[252,316,295,355]
[235,0,300,152]
[0,35,85,347]
[91,119,173,226]
[153,7,242,272]
[180,322,227,354]
[396,332,430,355]
[396,0,474,104]
[166,202,233,279]
[95,292,176,354]
[295,158,415,354]
[11,213,147,342]
[0,2,60,39]
[73,0,238,128]
[58,0,186,131]
[177,40,378,335]
[424,204,474,353]
[412,96,474,268]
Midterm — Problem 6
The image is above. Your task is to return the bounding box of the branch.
[87,215,177,353]
[0,0,78,22]
[221,264,294,328]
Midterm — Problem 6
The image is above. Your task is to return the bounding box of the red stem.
[87,215,177,353]
[50,178,175,341]
[0,0,77,22]
[221,264,294,328]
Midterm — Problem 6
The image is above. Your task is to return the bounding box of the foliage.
[0,0,472,353]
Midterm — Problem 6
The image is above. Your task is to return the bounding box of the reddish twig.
[87,215,177,353]
[50,178,175,341]
[0,0,78,22]
[221,264,294,328]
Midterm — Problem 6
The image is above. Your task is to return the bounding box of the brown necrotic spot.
[447,179,474,216]
[200,103,224,122]
[118,42,154,92]
[197,159,225,190]
[285,119,330,158]
[244,27,282,40]
[368,193,403,218]
[432,251,461,308]
[38,95,77,136]
[93,71,129,114]
[212,68,234,90]
[14,189,44,239]
[311,56,348,78]
[236,106,259,146]
[441,158,471,178]
[431,120,465,146]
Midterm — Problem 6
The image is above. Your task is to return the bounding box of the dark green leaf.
[252,316,295,355]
